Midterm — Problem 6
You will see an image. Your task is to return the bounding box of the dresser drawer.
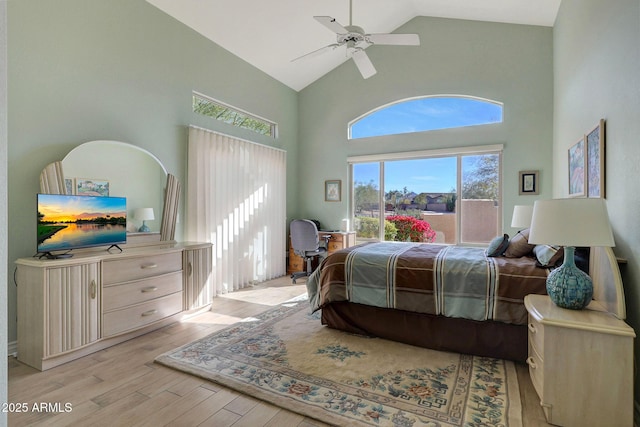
[527,314,545,356]
[288,254,304,272]
[327,241,344,252]
[526,342,545,400]
[103,252,182,285]
[103,291,183,337]
[324,233,343,243]
[102,271,182,311]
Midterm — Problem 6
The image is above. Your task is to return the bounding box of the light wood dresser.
[287,231,356,275]
[524,294,635,426]
[15,241,212,371]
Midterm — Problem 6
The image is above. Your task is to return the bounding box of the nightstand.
[524,294,635,426]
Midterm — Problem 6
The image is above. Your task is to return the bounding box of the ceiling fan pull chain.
[349,0,353,26]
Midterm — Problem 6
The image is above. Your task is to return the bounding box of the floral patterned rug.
[155,296,522,426]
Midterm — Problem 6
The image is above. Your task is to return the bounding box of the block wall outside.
[422,199,498,244]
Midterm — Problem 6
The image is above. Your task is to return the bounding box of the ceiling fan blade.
[314,16,349,34]
[351,49,377,79]
[291,44,340,62]
[366,33,420,46]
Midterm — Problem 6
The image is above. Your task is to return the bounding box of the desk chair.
[290,219,329,283]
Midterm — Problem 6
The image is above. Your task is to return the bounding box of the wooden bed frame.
[320,246,625,362]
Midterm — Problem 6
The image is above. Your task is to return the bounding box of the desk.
[288,231,356,275]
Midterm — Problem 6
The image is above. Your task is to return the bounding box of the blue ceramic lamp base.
[546,246,593,310]
[138,221,150,233]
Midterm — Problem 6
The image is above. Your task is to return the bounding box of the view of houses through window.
[351,151,501,245]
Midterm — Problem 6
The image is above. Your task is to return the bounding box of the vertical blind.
[186,126,287,295]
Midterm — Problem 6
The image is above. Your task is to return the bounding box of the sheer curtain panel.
[187,126,287,295]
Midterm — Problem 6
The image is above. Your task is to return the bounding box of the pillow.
[533,245,564,267]
[486,234,510,257]
[504,228,536,257]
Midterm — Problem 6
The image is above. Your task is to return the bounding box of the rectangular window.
[192,92,277,138]
[350,145,502,245]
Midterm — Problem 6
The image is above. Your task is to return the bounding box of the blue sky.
[351,96,503,139]
[351,97,501,194]
[354,158,458,194]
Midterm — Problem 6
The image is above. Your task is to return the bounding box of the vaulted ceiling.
[146,0,561,91]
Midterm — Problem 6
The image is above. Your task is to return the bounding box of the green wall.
[553,0,640,409]
[297,17,554,232]
[7,0,298,343]
[1,0,9,421]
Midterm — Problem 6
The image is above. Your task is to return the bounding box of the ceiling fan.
[292,0,421,79]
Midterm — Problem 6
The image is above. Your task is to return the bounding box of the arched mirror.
[40,140,180,242]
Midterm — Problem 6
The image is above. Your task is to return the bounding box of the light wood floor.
[8,276,552,427]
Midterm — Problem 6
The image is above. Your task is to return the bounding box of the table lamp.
[528,198,615,309]
[134,208,154,232]
[511,205,534,230]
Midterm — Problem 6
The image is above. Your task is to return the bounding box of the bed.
[305,241,624,362]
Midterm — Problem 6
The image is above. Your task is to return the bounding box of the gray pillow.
[505,228,536,257]
[486,234,510,257]
[534,245,564,267]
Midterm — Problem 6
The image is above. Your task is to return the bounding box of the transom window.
[349,95,503,140]
[193,92,277,138]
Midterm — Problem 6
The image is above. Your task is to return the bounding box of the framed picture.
[76,178,110,196]
[64,178,75,195]
[325,180,341,202]
[586,119,605,198]
[519,170,539,195]
[568,137,586,198]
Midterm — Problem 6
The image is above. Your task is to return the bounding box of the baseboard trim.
[8,340,17,358]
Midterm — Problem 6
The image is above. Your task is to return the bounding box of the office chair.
[290,219,329,283]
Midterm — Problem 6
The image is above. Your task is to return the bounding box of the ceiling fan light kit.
[292,1,420,79]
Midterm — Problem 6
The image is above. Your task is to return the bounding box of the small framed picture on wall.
[325,180,341,202]
[519,170,539,195]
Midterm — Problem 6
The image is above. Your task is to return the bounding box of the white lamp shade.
[528,198,614,247]
[134,208,155,221]
[511,205,534,228]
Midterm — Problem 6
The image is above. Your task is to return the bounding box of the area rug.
[155,296,522,426]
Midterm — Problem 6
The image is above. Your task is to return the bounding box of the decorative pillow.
[504,228,536,257]
[486,234,510,257]
[533,245,564,267]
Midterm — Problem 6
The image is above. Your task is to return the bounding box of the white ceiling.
[146,0,561,91]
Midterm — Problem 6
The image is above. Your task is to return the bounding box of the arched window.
[349,95,503,139]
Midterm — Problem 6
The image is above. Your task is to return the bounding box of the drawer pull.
[141,286,158,293]
[90,280,97,299]
[140,263,158,269]
[526,357,537,369]
[528,323,537,334]
[141,309,157,317]
[187,262,193,277]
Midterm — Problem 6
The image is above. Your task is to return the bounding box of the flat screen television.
[37,193,127,258]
